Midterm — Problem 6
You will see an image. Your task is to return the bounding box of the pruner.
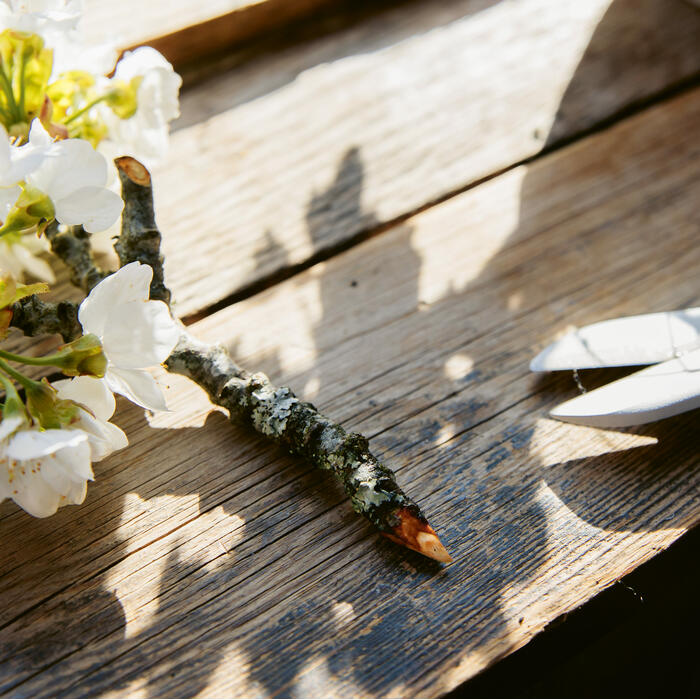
[530,308,700,427]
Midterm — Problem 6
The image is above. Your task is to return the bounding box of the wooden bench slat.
[145,0,700,318]
[1,85,698,697]
[18,0,700,324]
[83,0,340,67]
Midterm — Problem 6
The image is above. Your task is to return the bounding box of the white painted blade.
[550,348,700,427]
[530,308,700,371]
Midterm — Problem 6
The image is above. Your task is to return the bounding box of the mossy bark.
[165,332,428,533]
[114,158,170,305]
[10,296,80,342]
[45,222,109,293]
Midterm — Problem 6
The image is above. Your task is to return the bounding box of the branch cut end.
[115,156,151,186]
[383,507,453,563]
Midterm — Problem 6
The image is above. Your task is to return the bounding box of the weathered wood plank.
[1,85,698,697]
[83,0,340,66]
[145,0,700,318]
[17,0,700,323]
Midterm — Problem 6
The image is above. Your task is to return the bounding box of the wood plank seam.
[1,46,700,696]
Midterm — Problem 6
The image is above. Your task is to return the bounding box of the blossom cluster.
[0,1,183,518]
[0,0,181,279]
[0,262,180,516]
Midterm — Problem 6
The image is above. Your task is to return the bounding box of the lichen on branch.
[164,332,450,562]
[45,222,109,293]
[114,157,170,305]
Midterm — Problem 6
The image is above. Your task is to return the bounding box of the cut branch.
[114,157,170,305]
[45,222,110,293]
[165,332,451,562]
[10,296,81,342]
[112,155,450,563]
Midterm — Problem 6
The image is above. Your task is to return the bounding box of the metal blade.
[530,308,700,371]
[549,348,700,427]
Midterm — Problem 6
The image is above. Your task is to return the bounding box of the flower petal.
[78,262,153,337]
[106,366,169,411]
[100,299,180,368]
[28,137,108,200]
[0,414,25,442]
[73,408,128,461]
[52,438,93,482]
[0,464,61,517]
[9,241,56,283]
[54,186,124,233]
[6,428,87,460]
[54,375,116,422]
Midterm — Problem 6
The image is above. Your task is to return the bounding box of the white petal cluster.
[0,1,115,77]
[78,262,181,411]
[25,120,124,232]
[100,47,182,167]
[0,375,127,517]
[0,232,54,281]
[0,121,123,237]
[0,0,81,36]
[0,125,44,187]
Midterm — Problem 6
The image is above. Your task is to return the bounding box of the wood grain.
[1,85,698,697]
[82,0,340,66]
[142,0,700,318]
[27,0,700,322]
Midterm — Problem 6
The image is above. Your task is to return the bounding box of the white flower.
[78,261,180,411]
[0,1,117,77]
[0,0,81,36]
[100,47,181,167]
[0,373,127,517]
[0,123,44,187]
[25,120,124,232]
[0,424,90,517]
[54,375,128,460]
[0,399,90,517]
[0,232,54,281]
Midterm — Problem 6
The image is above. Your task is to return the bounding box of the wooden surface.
[2,0,700,697]
[82,0,340,67]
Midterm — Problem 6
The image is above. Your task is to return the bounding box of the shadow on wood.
[1,0,699,696]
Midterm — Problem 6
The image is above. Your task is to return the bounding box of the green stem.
[63,92,112,125]
[0,347,62,367]
[0,356,37,390]
[0,102,12,122]
[0,60,20,122]
[0,369,17,398]
[17,50,26,117]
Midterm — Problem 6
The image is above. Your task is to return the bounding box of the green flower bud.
[0,273,48,309]
[54,333,108,377]
[105,77,141,120]
[0,374,28,424]
[0,185,55,237]
[25,377,78,429]
[0,29,53,132]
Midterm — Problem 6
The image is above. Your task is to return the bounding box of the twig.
[45,222,110,292]
[114,158,170,305]
[10,295,81,342]
[165,331,451,562]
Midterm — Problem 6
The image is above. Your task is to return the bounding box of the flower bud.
[0,184,55,236]
[52,333,108,378]
[25,377,78,429]
[105,77,141,120]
